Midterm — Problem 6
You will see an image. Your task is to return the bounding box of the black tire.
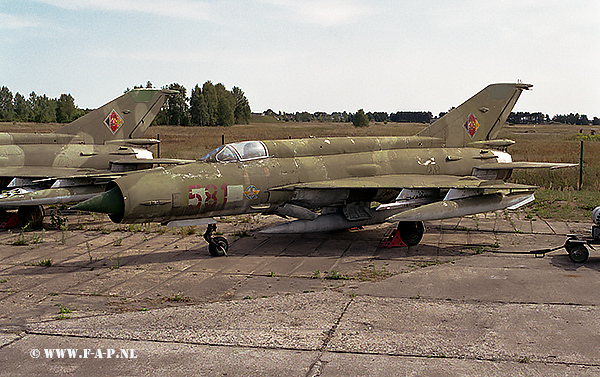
[398,221,424,246]
[18,205,44,229]
[568,244,589,263]
[564,240,576,254]
[208,236,228,257]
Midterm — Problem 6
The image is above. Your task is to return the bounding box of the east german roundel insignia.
[104,109,124,134]
[463,113,480,138]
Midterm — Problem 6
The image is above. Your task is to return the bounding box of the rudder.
[417,83,532,148]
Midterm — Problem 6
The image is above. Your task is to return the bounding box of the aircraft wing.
[0,166,100,179]
[271,174,536,191]
[0,167,155,208]
[0,167,121,208]
[0,157,194,208]
[264,174,536,231]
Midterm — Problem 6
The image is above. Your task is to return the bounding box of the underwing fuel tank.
[261,192,535,234]
[261,211,390,234]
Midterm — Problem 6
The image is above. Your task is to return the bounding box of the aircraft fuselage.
[105,136,508,224]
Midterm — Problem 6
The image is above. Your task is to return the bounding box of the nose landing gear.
[204,223,229,257]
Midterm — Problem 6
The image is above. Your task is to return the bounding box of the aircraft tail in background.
[53,89,176,143]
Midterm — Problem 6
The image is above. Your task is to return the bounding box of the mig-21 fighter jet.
[73,83,575,255]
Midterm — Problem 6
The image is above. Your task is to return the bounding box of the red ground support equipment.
[0,214,19,229]
[380,229,407,248]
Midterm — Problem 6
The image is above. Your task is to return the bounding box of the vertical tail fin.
[53,89,176,143]
[417,83,532,147]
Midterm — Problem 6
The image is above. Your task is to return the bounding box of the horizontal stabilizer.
[105,138,160,146]
[110,158,194,165]
[0,186,104,208]
[475,162,578,170]
[467,139,515,148]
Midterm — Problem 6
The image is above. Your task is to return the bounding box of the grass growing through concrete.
[355,264,394,282]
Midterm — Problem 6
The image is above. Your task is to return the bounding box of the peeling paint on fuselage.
[113,135,501,224]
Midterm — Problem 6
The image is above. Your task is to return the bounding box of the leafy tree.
[389,111,432,123]
[156,83,190,126]
[189,84,202,126]
[552,113,591,125]
[370,112,388,122]
[296,112,312,122]
[0,86,15,121]
[29,92,56,123]
[200,81,218,126]
[215,83,234,127]
[231,86,251,124]
[55,93,78,123]
[13,92,31,121]
[353,109,369,127]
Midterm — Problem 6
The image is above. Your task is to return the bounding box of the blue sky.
[1,0,598,116]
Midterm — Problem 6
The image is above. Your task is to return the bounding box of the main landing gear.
[18,205,44,229]
[397,221,425,246]
[204,223,229,257]
[381,221,424,248]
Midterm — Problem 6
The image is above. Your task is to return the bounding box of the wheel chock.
[380,229,407,248]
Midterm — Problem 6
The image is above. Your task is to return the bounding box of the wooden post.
[579,139,583,191]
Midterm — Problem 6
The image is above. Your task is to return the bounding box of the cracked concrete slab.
[0,211,598,375]
[28,291,349,351]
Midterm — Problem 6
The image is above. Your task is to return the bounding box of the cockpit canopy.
[200,141,268,163]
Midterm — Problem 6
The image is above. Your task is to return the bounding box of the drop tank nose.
[71,183,125,223]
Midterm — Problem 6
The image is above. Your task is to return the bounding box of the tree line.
[128,81,251,127]
[1,83,598,127]
[264,109,435,124]
[266,109,599,126]
[508,112,599,125]
[0,86,86,123]
[0,81,252,127]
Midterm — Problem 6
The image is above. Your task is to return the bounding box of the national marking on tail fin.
[53,89,176,144]
[417,83,532,148]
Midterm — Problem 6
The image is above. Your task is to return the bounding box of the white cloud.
[0,13,41,29]
[34,0,214,21]
[260,0,378,26]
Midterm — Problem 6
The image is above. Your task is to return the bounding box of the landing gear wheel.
[568,244,589,263]
[564,240,575,254]
[18,205,44,229]
[397,221,424,246]
[208,236,229,257]
[204,223,228,257]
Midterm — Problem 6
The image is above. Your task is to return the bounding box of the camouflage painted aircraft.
[0,88,186,227]
[74,83,574,256]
